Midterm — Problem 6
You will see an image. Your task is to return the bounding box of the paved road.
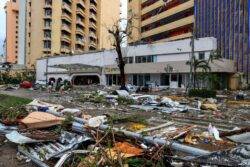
[0,89,49,99]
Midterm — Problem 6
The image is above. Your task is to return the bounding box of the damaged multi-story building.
[36,37,237,89]
[5,0,120,68]
[128,0,250,83]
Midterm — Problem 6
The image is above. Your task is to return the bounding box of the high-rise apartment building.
[5,0,19,64]
[128,0,194,44]
[6,0,120,68]
[195,0,250,80]
[129,0,250,81]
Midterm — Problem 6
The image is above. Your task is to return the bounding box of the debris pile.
[0,88,249,166]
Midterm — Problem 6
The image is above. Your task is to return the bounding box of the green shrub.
[188,89,216,98]
[0,71,35,85]
[117,96,135,105]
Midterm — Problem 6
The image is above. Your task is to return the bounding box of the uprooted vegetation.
[0,94,32,108]
[108,114,148,125]
[117,96,135,105]
[78,92,107,104]
[0,106,28,125]
[72,127,172,167]
[77,91,135,106]
[0,94,31,124]
[0,86,250,167]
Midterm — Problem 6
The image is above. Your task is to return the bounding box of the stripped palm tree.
[187,50,222,89]
[186,57,211,89]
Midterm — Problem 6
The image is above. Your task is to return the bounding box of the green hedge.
[0,71,35,85]
[188,89,216,98]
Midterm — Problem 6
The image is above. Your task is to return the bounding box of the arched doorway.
[49,77,56,83]
[72,75,100,85]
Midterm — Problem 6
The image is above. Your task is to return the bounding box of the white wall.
[36,37,217,81]
[36,59,47,81]
[126,37,216,57]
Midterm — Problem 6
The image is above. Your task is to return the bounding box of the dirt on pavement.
[0,135,35,167]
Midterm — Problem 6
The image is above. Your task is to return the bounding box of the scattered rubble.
[0,86,249,166]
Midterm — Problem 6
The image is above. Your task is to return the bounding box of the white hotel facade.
[36,37,235,89]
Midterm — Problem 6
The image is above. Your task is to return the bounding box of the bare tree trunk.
[193,68,196,89]
[115,36,126,89]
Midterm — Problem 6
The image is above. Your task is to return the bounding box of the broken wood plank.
[136,122,174,133]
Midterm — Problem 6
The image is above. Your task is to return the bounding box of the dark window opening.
[161,74,170,86]
[198,52,205,60]
[73,75,100,85]
[171,74,178,82]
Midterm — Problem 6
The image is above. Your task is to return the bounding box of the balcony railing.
[89,32,97,39]
[90,3,97,12]
[43,48,51,52]
[89,41,96,47]
[89,13,97,21]
[62,2,72,13]
[76,19,85,27]
[77,0,85,8]
[76,27,84,31]
[76,7,85,17]
[76,38,85,45]
[61,46,70,53]
[62,12,72,22]
[44,24,51,30]
[90,22,96,29]
[44,14,52,19]
[44,2,52,8]
[62,24,71,32]
[61,34,71,43]
[43,36,51,40]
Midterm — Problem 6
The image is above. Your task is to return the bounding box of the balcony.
[76,27,85,36]
[76,48,84,53]
[76,38,85,45]
[61,46,70,53]
[63,0,72,3]
[62,2,72,13]
[43,24,51,30]
[76,19,85,27]
[90,3,97,12]
[61,24,71,33]
[77,0,85,9]
[61,34,71,43]
[43,36,51,41]
[89,13,97,21]
[44,14,52,19]
[76,8,85,17]
[61,12,72,22]
[89,41,96,48]
[89,22,96,29]
[44,2,52,8]
[91,0,97,5]
[43,48,51,52]
[89,32,97,39]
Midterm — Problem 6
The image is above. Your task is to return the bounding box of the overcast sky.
[0,0,6,39]
[0,0,7,54]
[0,0,127,54]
